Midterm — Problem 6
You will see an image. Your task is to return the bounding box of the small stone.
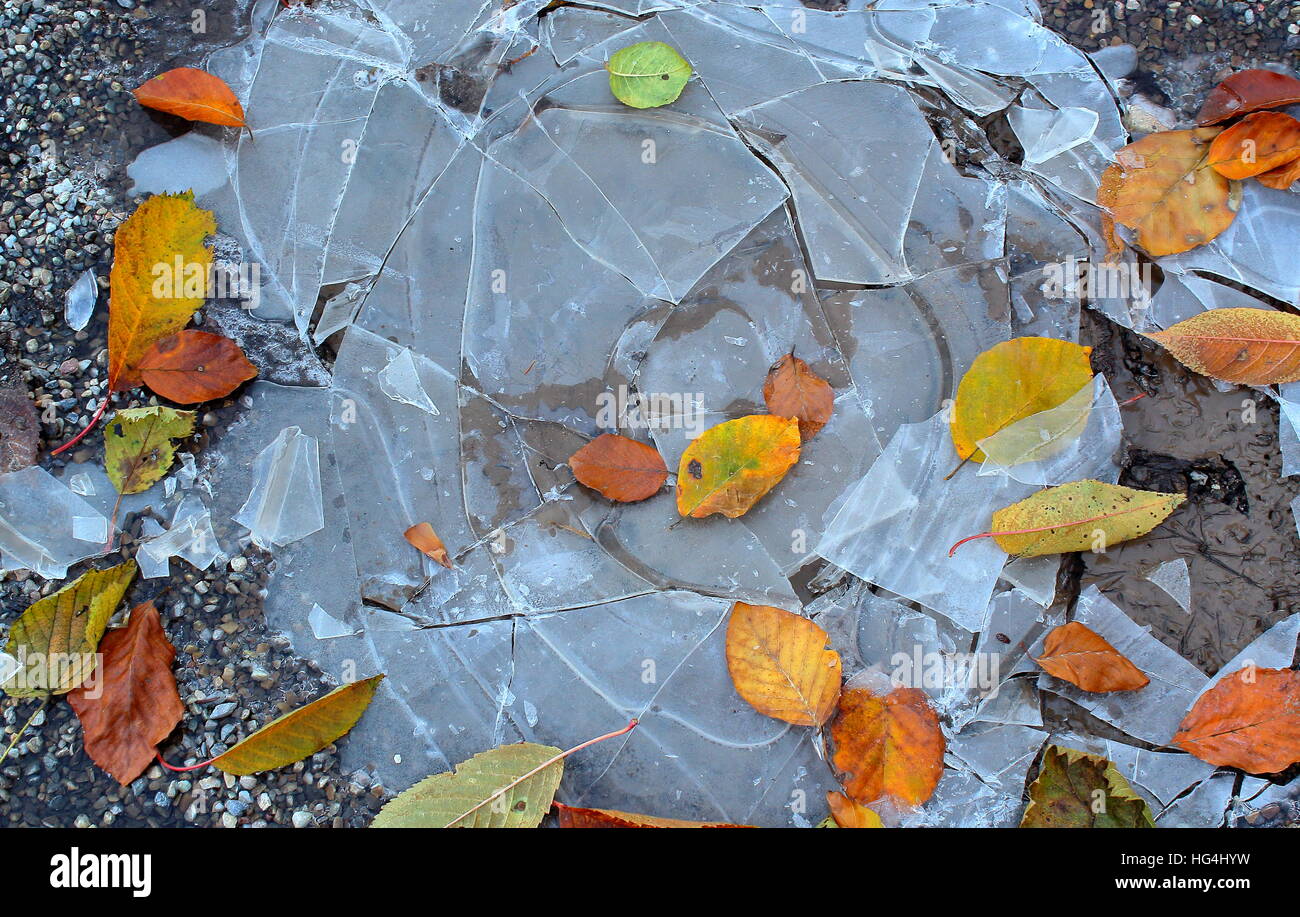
[292,810,313,828]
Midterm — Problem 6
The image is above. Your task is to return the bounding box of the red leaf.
[133,67,247,128]
[762,352,833,440]
[1174,668,1300,773]
[568,433,668,502]
[1197,69,1300,126]
[404,522,453,569]
[138,330,258,404]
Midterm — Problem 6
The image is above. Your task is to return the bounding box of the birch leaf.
[762,353,834,440]
[830,683,945,808]
[105,406,195,495]
[1146,307,1300,385]
[133,67,247,128]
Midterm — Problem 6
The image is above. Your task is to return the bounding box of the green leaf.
[371,742,564,828]
[210,674,384,775]
[1021,745,1155,828]
[105,406,195,495]
[3,560,137,697]
[606,41,691,109]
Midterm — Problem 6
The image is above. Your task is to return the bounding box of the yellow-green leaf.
[105,406,196,495]
[606,42,691,109]
[1021,745,1155,828]
[3,560,137,697]
[676,415,800,519]
[209,674,384,775]
[1146,307,1300,385]
[371,742,564,828]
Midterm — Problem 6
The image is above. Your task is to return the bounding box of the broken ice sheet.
[1008,105,1099,164]
[1199,611,1300,698]
[137,495,225,580]
[1156,772,1238,828]
[71,516,108,544]
[126,132,229,200]
[0,465,110,578]
[1144,558,1192,616]
[233,425,325,550]
[999,554,1059,606]
[63,268,97,332]
[1050,731,1216,814]
[377,348,441,416]
[904,723,1047,827]
[308,603,361,640]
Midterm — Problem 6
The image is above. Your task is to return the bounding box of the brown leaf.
[67,603,183,786]
[762,353,833,440]
[1146,307,1300,385]
[725,602,841,726]
[138,330,258,404]
[1256,155,1300,190]
[133,67,247,128]
[1035,621,1149,693]
[552,802,751,828]
[826,792,883,828]
[830,682,945,808]
[404,522,453,569]
[1197,69,1300,125]
[1208,112,1300,180]
[0,385,39,473]
[1174,667,1300,773]
[568,433,668,502]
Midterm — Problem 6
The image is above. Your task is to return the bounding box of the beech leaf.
[1256,155,1300,190]
[1021,745,1155,828]
[553,803,750,828]
[133,67,247,128]
[725,602,841,726]
[568,433,668,503]
[830,682,945,808]
[404,522,453,569]
[105,406,196,496]
[138,330,258,404]
[1174,667,1300,773]
[1197,69,1300,125]
[1146,307,1300,385]
[676,415,800,519]
[606,42,691,109]
[1207,111,1300,180]
[826,792,883,828]
[762,353,834,440]
[1035,621,1150,693]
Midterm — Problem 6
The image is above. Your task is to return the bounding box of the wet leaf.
[137,330,258,404]
[762,353,834,440]
[1035,621,1150,693]
[372,742,563,828]
[1207,111,1300,180]
[953,480,1185,558]
[1256,154,1300,190]
[404,522,452,569]
[568,433,668,503]
[676,415,800,519]
[1096,128,1237,257]
[725,602,840,726]
[606,41,691,109]
[105,406,196,496]
[1174,667,1300,773]
[552,803,750,828]
[67,603,183,785]
[826,792,883,828]
[108,192,217,392]
[132,67,247,128]
[1021,745,1155,828]
[2,560,136,698]
[210,674,384,775]
[950,337,1093,462]
[0,385,39,474]
[830,682,945,808]
[1197,69,1300,126]
[1146,307,1300,385]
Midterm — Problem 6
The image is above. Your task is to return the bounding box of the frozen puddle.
[120,0,1300,825]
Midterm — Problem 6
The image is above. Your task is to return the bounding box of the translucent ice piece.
[0,465,110,578]
[126,132,229,199]
[905,723,1047,827]
[71,516,108,544]
[63,269,97,332]
[1008,105,1099,164]
[377,348,441,416]
[1156,772,1236,828]
[138,495,225,579]
[1201,611,1300,698]
[311,281,368,345]
[308,603,361,640]
[1144,558,1192,615]
[1050,731,1215,811]
[233,426,325,550]
[67,472,95,497]
[543,7,638,66]
[999,555,1059,606]
[1143,271,1273,333]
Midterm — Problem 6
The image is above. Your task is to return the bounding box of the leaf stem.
[155,750,216,773]
[50,395,109,457]
[0,697,50,768]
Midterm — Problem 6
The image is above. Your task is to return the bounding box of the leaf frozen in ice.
[606,41,691,109]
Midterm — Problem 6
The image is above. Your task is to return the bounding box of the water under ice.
[120,0,1300,826]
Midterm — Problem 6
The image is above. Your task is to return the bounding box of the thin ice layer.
[233,425,326,550]
[0,465,110,579]
[1144,558,1192,616]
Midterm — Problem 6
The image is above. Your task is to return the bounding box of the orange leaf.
[1256,155,1300,190]
[138,330,258,404]
[762,353,833,440]
[1035,621,1149,693]
[1174,668,1300,773]
[1197,69,1300,126]
[725,602,841,726]
[830,683,945,808]
[1208,112,1300,180]
[67,603,184,786]
[552,802,751,828]
[1146,307,1300,385]
[568,433,668,502]
[826,792,883,828]
[676,415,800,519]
[404,522,452,569]
[133,67,247,128]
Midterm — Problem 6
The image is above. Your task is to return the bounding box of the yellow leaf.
[105,406,196,495]
[725,602,841,726]
[676,415,800,518]
[1146,308,1300,385]
[827,792,883,828]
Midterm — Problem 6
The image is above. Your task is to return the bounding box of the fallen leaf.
[67,603,183,785]
[108,192,217,392]
[552,803,750,828]
[1197,69,1300,125]
[762,353,834,440]
[105,406,196,495]
[725,602,841,726]
[1096,128,1237,257]
[1021,745,1155,828]
[1207,111,1300,179]
[830,682,945,808]
[606,42,691,109]
[372,742,564,828]
[2,561,137,697]
[1035,621,1150,693]
[676,415,800,518]
[1174,667,1300,773]
[137,330,258,404]
[1256,154,1300,190]
[132,67,247,128]
[568,433,668,502]
[209,674,384,775]
[404,522,453,569]
[950,337,1093,462]
[826,792,883,828]
[1146,307,1300,385]
[0,385,39,473]
[952,480,1185,558]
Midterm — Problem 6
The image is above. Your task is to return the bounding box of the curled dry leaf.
[762,353,834,440]
[1207,111,1300,180]
[0,385,39,474]
[67,603,183,786]
[1257,155,1300,190]
[138,330,258,404]
[1096,128,1237,257]
[725,602,841,726]
[1021,745,1155,828]
[105,406,196,496]
[1197,69,1300,126]
[676,415,800,519]
[1035,621,1149,693]
[1146,307,1300,385]
[830,682,945,809]
[568,433,668,502]
[209,674,384,775]
[552,803,751,828]
[1174,667,1300,773]
[404,522,452,569]
[133,67,247,128]
[826,792,883,828]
